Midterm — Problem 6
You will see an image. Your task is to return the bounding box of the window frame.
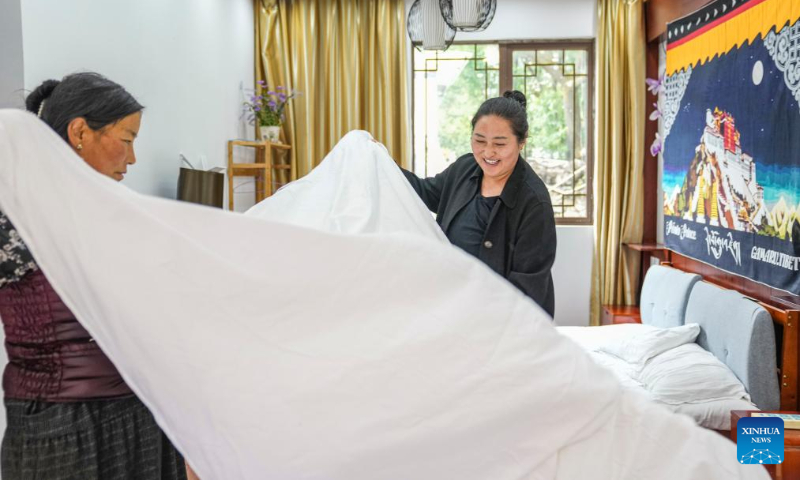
[411,39,595,226]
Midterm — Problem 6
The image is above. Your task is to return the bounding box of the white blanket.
[0,111,766,480]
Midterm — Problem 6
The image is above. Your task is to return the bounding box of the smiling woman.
[401,90,558,316]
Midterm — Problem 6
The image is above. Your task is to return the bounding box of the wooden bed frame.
[657,251,800,411]
[759,302,800,411]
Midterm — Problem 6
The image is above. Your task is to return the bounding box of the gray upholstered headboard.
[640,265,701,328]
[685,281,780,410]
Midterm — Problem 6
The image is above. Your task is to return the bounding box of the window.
[412,41,594,224]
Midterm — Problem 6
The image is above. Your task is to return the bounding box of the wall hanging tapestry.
[663,0,800,294]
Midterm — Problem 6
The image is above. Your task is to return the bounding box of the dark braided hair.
[25,72,143,142]
[470,90,528,143]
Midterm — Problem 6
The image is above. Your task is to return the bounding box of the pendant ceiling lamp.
[407,0,455,51]
[439,0,497,32]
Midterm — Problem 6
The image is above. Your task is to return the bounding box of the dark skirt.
[1,396,188,480]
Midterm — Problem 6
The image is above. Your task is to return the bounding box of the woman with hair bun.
[402,90,557,317]
[0,72,190,479]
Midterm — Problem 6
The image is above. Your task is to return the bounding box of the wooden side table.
[601,305,641,325]
[732,410,800,479]
[227,140,293,210]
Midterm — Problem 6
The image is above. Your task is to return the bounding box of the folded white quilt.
[0,111,767,480]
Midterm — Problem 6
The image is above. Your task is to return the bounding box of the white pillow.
[597,323,700,367]
[639,343,750,405]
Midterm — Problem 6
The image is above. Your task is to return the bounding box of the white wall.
[406,0,597,325]
[0,0,254,462]
[551,226,594,326]
[0,0,25,109]
[20,0,255,199]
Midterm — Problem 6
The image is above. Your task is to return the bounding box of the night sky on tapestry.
[663,32,800,209]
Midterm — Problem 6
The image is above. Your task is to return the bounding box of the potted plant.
[245,81,297,143]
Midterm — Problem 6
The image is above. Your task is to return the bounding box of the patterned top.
[0,211,133,401]
[0,211,38,288]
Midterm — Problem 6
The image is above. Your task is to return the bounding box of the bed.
[558,264,798,432]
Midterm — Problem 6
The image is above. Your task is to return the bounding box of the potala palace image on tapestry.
[663,107,797,241]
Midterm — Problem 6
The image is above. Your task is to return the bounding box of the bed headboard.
[661,259,800,411]
[639,265,700,328]
[685,281,780,410]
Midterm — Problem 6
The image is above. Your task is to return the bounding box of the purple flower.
[645,75,664,95]
[257,80,266,86]
[267,100,277,110]
[649,102,661,121]
[267,91,277,96]
[250,95,260,103]
[278,92,286,102]
[276,86,284,90]
[650,133,663,157]
[253,105,262,112]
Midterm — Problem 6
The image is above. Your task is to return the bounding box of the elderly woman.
[0,73,188,480]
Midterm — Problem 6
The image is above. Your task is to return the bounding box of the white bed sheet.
[558,324,657,351]
[673,398,757,431]
[0,111,766,480]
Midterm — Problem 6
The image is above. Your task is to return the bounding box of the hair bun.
[503,90,527,110]
[25,79,60,114]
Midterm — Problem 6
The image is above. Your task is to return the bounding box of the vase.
[259,125,281,143]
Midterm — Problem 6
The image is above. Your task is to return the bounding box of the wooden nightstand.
[732,410,800,479]
[601,305,641,325]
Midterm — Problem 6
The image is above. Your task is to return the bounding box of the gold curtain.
[255,0,410,180]
[590,0,646,325]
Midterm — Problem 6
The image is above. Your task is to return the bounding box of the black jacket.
[402,154,557,317]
